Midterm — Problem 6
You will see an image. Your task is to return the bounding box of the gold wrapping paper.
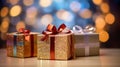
[37,34,75,60]
[6,32,38,58]
[74,33,100,56]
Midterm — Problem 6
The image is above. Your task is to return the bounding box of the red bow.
[41,23,71,41]
[18,28,30,35]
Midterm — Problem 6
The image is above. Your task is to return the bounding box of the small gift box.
[37,24,75,60]
[6,28,39,58]
[73,25,100,57]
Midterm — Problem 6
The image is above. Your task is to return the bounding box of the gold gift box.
[37,34,75,60]
[74,33,100,57]
[6,32,38,58]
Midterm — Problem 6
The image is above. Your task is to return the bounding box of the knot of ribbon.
[18,28,30,35]
[41,23,71,41]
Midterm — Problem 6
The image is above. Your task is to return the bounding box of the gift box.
[37,34,74,60]
[74,33,100,57]
[6,31,38,58]
[73,25,100,57]
[37,24,75,60]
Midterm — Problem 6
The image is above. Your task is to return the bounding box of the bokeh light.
[8,0,19,5]
[0,17,10,33]
[16,21,26,32]
[40,14,53,25]
[23,0,34,6]
[95,16,106,29]
[39,0,53,8]
[105,13,115,24]
[79,9,92,19]
[92,0,103,5]
[26,6,38,18]
[25,17,36,25]
[100,3,110,13]
[0,7,9,17]
[10,5,22,17]
[25,7,37,26]
[0,0,116,44]
[56,10,73,22]
[70,1,81,12]
[99,30,109,42]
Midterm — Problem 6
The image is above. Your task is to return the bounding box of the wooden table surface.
[0,49,120,67]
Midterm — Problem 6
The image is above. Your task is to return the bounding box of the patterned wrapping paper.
[6,32,38,58]
[74,33,100,57]
[37,33,75,60]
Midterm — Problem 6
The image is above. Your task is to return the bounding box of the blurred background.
[0,0,120,48]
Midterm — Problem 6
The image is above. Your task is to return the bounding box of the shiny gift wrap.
[37,34,75,60]
[74,33,100,56]
[6,32,38,58]
[73,25,100,57]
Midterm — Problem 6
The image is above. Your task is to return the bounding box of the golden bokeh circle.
[79,9,92,19]
[23,0,34,6]
[100,3,110,13]
[26,7,38,18]
[95,17,106,29]
[10,5,22,17]
[9,0,19,5]
[92,0,103,5]
[0,7,9,17]
[16,21,26,32]
[40,14,53,25]
[39,0,53,7]
[99,30,109,42]
[105,13,115,24]
[0,17,10,33]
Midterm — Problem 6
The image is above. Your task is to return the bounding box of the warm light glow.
[16,21,26,31]
[23,0,34,6]
[25,17,36,25]
[92,0,102,5]
[40,14,53,25]
[70,1,81,12]
[56,10,73,22]
[0,18,10,33]
[92,13,104,21]
[10,5,22,17]
[39,0,53,8]
[95,17,106,29]
[105,13,115,24]
[79,9,92,19]
[0,7,9,17]
[100,3,109,13]
[96,28,103,33]
[25,7,37,26]
[9,0,19,5]
[99,30,109,42]
[26,7,38,18]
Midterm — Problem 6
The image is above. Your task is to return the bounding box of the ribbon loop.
[72,25,96,33]
[18,28,30,35]
[41,23,71,41]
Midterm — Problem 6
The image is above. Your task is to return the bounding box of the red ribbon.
[18,28,34,57]
[18,28,30,35]
[41,23,71,59]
